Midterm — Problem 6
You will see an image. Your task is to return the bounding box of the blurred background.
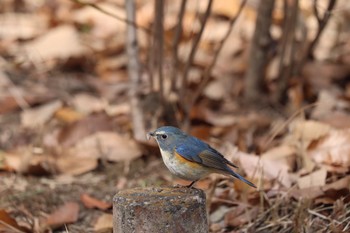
[1,0,350,232]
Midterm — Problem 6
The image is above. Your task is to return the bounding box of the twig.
[191,0,247,105]
[0,220,26,233]
[307,0,337,59]
[154,0,165,100]
[5,75,30,111]
[125,0,146,141]
[71,0,151,34]
[170,0,188,92]
[264,102,318,147]
[307,209,341,225]
[180,0,213,103]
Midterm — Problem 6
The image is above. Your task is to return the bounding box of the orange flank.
[174,151,203,169]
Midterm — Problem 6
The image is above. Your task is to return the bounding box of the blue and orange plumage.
[148,126,256,188]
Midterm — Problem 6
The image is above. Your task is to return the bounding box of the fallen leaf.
[287,120,331,148]
[3,149,58,175]
[94,214,113,232]
[290,176,350,203]
[80,194,112,210]
[21,100,62,128]
[58,113,114,147]
[302,62,349,91]
[44,202,80,230]
[72,93,105,115]
[297,168,327,189]
[105,103,130,116]
[308,129,350,167]
[261,145,296,171]
[22,25,87,65]
[57,156,97,175]
[203,80,226,100]
[210,206,230,223]
[0,13,48,40]
[55,107,83,123]
[319,111,350,129]
[237,152,292,188]
[224,206,258,227]
[311,90,338,120]
[0,87,56,114]
[0,209,31,233]
[212,0,242,18]
[70,132,142,162]
[73,3,126,39]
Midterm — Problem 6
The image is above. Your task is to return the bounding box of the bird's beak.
[147,131,155,140]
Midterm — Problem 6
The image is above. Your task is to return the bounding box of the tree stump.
[113,186,208,233]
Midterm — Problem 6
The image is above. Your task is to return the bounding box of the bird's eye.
[161,134,167,139]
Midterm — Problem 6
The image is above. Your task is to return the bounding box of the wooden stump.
[113,186,208,233]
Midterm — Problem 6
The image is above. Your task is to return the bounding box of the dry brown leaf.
[80,193,112,210]
[73,3,126,39]
[105,103,130,116]
[0,13,48,40]
[22,25,87,65]
[3,150,58,175]
[58,113,113,147]
[261,145,296,171]
[288,120,331,146]
[0,87,56,114]
[136,1,154,27]
[319,111,350,129]
[202,110,238,127]
[203,80,226,100]
[21,100,62,128]
[44,202,80,230]
[237,152,292,188]
[70,132,142,162]
[0,209,31,233]
[290,186,324,200]
[311,90,338,120]
[308,129,350,167]
[212,0,242,18]
[72,93,105,115]
[55,107,83,123]
[224,206,258,227]
[94,213,113,232]
[302,62,349,90]
[297,168,327,189]
[57,156,97,175]
[291,176,350,203]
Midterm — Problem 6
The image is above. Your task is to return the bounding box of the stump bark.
[113,186,208,233]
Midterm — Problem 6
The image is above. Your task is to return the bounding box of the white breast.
[159,147,211,181]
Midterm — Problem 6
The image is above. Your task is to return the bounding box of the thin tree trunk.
[244,0,275,103]
[125,0,146,141]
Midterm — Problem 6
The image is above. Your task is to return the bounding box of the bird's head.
[147,126,186,152]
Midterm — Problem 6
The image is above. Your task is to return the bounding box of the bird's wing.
[176,137,256,188]
[175,137,236,172]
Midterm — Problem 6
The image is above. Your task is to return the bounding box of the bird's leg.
[186,180,198,188]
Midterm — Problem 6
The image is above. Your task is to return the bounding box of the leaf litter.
[1,0,350,232]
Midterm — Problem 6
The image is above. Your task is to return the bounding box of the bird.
[147,126,256,188]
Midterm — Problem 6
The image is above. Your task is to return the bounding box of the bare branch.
[72,0,151,35]
[180,0,213,101]
[191,0,247,105]
[307,0,337,59]
[170,0,188,92]
[154,0,165,100]
[313,0,322,24]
